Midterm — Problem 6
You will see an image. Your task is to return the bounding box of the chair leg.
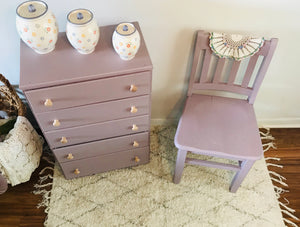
[229,160,255,193]
[173,149,188,184]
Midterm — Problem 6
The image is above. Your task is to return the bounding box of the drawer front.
[53,132,149,163]
[45,115,149,148]
[60,146,150,179]
[36,95,150,132]
[25,71,151,113]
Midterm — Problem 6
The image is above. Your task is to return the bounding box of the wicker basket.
[0,74,43,194]
[0,74,26,117]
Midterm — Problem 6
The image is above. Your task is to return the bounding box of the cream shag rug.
[43,126,285,227]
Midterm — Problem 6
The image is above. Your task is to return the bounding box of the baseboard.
[151,118,178,126]
[152,118,300,128]
[257,118,300,128]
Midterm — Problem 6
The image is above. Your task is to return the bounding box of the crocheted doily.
[209,32,264,61]
[0,116,43,186]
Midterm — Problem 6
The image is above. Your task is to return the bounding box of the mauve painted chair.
[173,30,278,192]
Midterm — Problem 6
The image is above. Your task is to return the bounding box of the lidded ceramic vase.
[112,22,140,60]
[66,9,100,54]
[16,0,58,54]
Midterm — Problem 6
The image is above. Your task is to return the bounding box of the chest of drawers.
[19,22,152,179]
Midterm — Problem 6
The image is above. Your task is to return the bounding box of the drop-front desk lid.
[19,22,152,91]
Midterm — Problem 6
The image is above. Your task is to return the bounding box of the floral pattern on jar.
[16,1,58,54]
[112,23,140,60]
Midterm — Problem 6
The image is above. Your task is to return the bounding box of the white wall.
[1,0,300,127]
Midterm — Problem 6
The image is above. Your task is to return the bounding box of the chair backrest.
[187,31,278,104]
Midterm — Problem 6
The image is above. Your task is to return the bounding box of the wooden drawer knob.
[130,106,138,113]
[74,168,80,175]
[53,119,61,127]
[44,99,53,107]
[133,141,139,147]
[134,156,140,163]
[67,153,74,160]
[60,137,68,144]
[132,124,138,131]
[130,84,137,92]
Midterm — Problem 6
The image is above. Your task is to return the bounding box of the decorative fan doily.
[209,32,264,61]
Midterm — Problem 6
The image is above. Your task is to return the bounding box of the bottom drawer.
[59,146,149,179]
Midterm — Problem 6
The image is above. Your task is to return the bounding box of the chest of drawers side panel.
[147,70,153,128]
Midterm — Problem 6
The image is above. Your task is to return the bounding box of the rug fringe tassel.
[266,162,283,168]
[269,171,286,181]
[39,166,54,175]
[260,128,277,152]
[260,129,275,141]
[280,202,300,224]
[273,185,289,198]
[33,171,53,213]
[32,151,55,215]
[283,218,299,227]
[263,142,277,152]
[38,174,53,184]
[262,128,299,227]
[265,157,280,161]
[269,171,288,187]
[33,188,52,215]
[281,210,300,222]
[42,156,55,165]
[270,177,288,187]
[34,182,53,188]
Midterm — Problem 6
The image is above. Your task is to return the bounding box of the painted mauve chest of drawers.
[19,22,152,179]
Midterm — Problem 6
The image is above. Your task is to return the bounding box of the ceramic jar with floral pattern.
[112,22,140,60]
[16,0,58,54]
[66,9,100,54]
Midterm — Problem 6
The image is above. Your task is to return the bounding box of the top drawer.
[25,71,151,113]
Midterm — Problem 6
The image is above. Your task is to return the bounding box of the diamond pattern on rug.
[45,125,285,227]
[138,206,192,226]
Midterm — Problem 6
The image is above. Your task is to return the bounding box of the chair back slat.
[188,30,278,103]
[227,61,241,85]
[248,38,278,103]
[187,32,204,96]
[212,58,225,83]
[255,40,271,56]
[241,54,259,88]
[199,50,212,83]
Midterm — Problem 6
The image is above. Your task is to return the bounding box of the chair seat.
[174,94,263,161]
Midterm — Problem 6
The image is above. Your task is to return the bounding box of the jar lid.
[67,9,93,25]
[16,0,48,19]
[115,23,136,36]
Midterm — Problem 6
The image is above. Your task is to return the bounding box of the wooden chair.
[173,31,278,192]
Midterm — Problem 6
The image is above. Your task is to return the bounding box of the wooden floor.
[0,128,299,227]
[0,153,52,227]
